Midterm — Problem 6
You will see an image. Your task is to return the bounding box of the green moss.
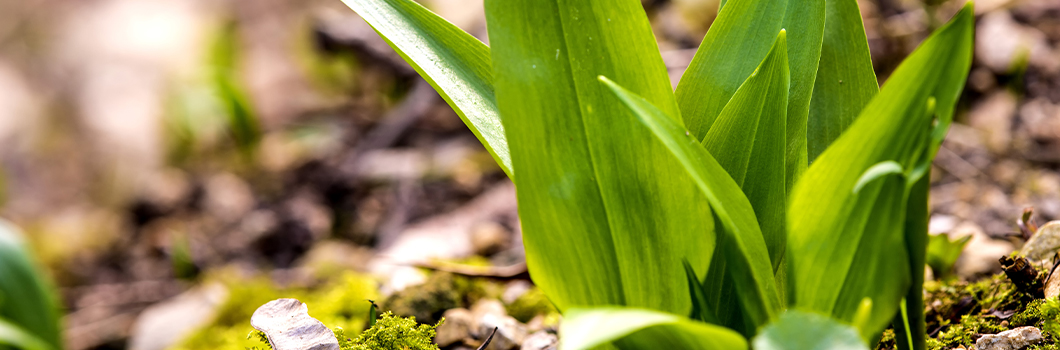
[383,272,502,324]
[505,287,558,323]
[345,311,442,350]
[172,270,378,350]
[917,273,1059,350]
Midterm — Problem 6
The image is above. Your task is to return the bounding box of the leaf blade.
[486,0,713,315]
[341,0,512,177]
[561,308,748,350]
[806,0,880,162]
[787,3,974,337]
[752,310,869,350]
[600,76,781,329]
[0,220,62,350]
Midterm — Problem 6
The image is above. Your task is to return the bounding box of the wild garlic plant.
[342,0,974,348]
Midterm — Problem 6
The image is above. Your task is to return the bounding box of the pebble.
[974,326,1042,350]
[471,299,525,350]
[127,283,228,350]
[435,308,475,347]
[1021,220,1060,261]
[952,222,1015,277]
[520,331,558,350]
[249,299,339,350]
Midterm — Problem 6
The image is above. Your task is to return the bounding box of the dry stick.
[476,327,498,350]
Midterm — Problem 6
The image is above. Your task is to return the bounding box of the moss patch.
[172,270,378,350]
[907,272,1060,350]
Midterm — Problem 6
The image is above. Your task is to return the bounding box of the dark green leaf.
[341,0,511,177]
[0,220,62,350]
[485,0,713,315]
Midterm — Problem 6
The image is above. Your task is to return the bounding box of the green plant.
[342,0,973,349]
[0,220,62,350]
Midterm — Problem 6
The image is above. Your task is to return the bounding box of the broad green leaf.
[678,0,824,192]
[0,318,53,350]
[561,308,747,350]
[787,2,973,338]
[485,0,713,315]
[340,0,511,178]
[701,30,789,273]
[806,0,879,162]
[0,220,62,350]
[751,310,868,350]
[601,76,781,329]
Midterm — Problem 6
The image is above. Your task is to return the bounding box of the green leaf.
[894,176,933,350]
[674,0,786,141]
[561,308,747,350]
[0,318,53,350]
[683,260,718,325]
[806,0,879,162]
[340,0,511,178]
[678,0,824,192]
[485,0,713,315]
[701,30,789,273]
[779,0,827,191]
[0,220,62,350]
[786,2,974,338]
[751,310,868,350]
[600,76,781,329]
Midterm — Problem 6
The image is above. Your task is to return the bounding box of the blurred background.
[0,0,1056,349]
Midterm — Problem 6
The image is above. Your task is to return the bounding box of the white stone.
[250,299,339,350]
[1022,221,1060,261]
[975,326,1042,350]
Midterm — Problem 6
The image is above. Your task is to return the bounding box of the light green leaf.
[678,0,824,192]
[600,76,781,329]
[806,0,879,162]
[787,2,974,338]
[561,308,747,350]
[340,0,511,178]
[852,161,903,194]
[674,0,786,141]
[701,30,789,273]
[485,0,713,315]
[0,220,62,350]
[0,318,53,350]
[751,310,868,350]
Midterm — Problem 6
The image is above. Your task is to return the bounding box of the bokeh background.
[0,0,1057,349]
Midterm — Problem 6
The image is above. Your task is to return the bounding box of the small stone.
[434,308,475,347]
[974,326,1042,350]
[250,299,340,350]
[520,331,558,350]
[1023,221,1060,261]
[127,283,228,350]
[470,299,508,322]
[953,222,1015,277]
[470,221,510,257]
[1046,266,1059,299]
[477,313,526,350]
